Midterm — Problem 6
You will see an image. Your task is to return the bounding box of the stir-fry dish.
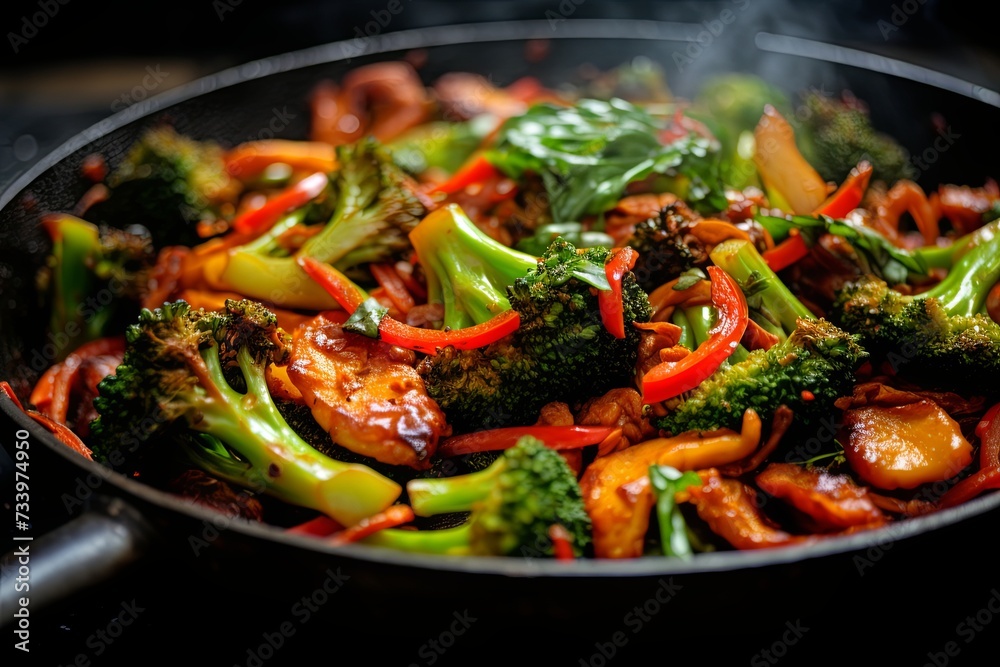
[12,60,1000,560]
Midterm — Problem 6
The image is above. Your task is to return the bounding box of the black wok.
[3,18,1000,665]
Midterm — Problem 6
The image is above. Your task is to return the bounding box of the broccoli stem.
[671,308,694,349]
[363,523,473,555]
[919,228,1000,317]
[409,204,539,330]
[406,463,504,516]
[44,216,109,359]
[710,239,815,335]
[192,346,401,526]
[910,219,999,270]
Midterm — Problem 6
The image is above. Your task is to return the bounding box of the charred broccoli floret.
[364,435,592,557]
[830,226,1000,393]
[655,317,867,435]
[795,89,916,185]
[418,233,652,431]
[625,200,706,292]
[89,299,401,525]
[214,137,428,310]
[85,125,240,247]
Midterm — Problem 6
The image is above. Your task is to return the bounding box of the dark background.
[2,2,1000,665]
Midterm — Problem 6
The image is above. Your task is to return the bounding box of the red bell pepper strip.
[297,255,369,311]
[548,524,577,561]
[430,154,501,195]
[231,171,329,235]
[378,310,520,355]
[298,255,521,355]
[641,265,749,404]
[2,381,93,459]
[761,161,873,273]
[437,424,617,457]
[30,336,125,424]
[761,230,809,273]
[328,504,416,545]
[939,402,1000,508]
[976,402,1000,468]
[286,515,343,537]
[813,160,873,219]
[598,246,638,339]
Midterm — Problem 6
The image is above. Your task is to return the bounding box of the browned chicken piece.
[432,72,530,122]
[310,62,433,147]
[580,409,762,558]
[286,312,450,470]
[575,387,654,456]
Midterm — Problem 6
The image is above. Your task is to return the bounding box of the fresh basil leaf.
[343,297,388,338]
[489,98,727,224]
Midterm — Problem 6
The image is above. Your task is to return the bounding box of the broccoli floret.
[39,214,156,361]
[653,238,866,434]
[830,226,1000,392]
[215,137,428,310]
[364,436,592,557]
[85,125,240,247]
[418,233,652,431]
[89,299,401,526]
[655,317,867,435]
[625,200,706,292]
[795,89,916,185]
[409,203,539,330]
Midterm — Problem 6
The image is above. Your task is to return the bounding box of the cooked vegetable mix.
[15,62,1000,560]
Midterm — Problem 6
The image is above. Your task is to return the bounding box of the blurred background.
[1,0,998,194]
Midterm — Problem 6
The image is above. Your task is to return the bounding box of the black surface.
[3,3,1000,666]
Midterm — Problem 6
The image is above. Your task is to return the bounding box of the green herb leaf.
[343,297,388,338]
[755,213,929,280]
[648,464,703,559]
[489,98,727,223]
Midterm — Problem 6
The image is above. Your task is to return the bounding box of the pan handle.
[0,496,153,626]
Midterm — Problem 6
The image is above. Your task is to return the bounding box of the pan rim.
[3,18,999,577]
